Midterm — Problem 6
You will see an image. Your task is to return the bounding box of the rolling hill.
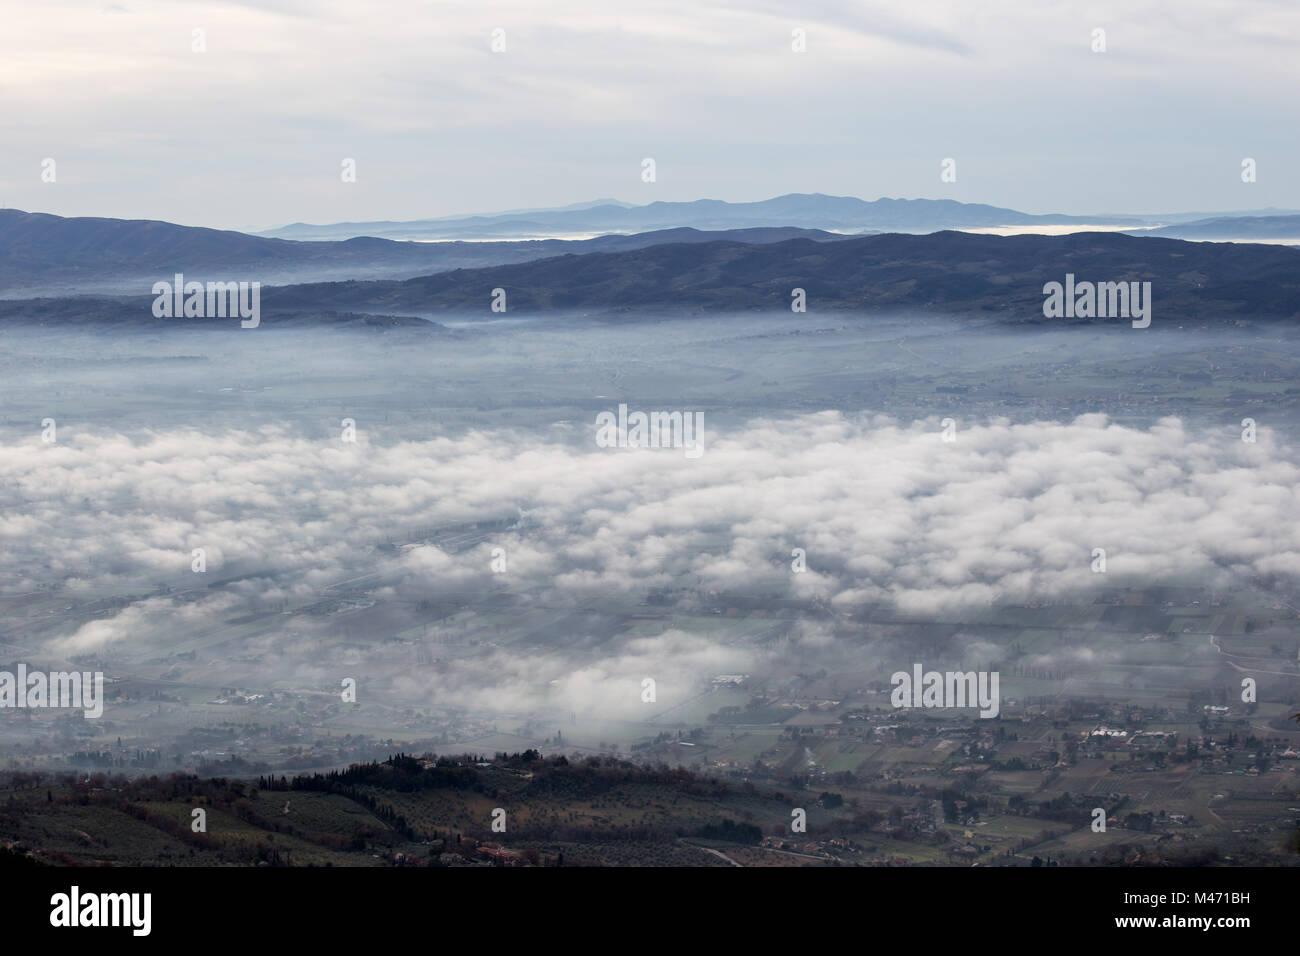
[261,230,1300,323]
[0,209,842,296]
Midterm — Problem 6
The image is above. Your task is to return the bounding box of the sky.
[2,0,1298,231]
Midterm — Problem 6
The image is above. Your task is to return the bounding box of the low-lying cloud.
[3,411,1294,716]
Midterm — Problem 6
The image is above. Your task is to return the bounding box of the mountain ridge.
[0,209,841,296]
[257,193,1151,242]
[251,230,1300,323]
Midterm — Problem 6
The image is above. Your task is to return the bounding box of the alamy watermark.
[890,663,1000,718]
[50,886,150,936]
[0,665,104,718]
[595,404,704,458]
[151,273,260,328]
[1042,274,1151,328]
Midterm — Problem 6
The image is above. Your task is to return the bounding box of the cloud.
[3,410,1295,719]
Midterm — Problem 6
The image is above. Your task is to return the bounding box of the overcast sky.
[2,0,1297,231]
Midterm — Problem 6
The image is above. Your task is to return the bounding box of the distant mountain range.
[0,209,841,296]
[3,203,1297,326]
[252,230,1300,323]
[1130,215,1300,241]
[6,229,1295,328]
[1127,207,1300,224]
[259,194,1150,242]
[255,195,1300,244]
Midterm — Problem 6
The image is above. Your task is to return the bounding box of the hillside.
[0,754,827,867]
[2,751,1278,868]
[0,209,838,296]
[264,231,1300,322]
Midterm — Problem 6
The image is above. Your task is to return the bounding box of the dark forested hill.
[0,209,840,295]
[263,231,1300,323]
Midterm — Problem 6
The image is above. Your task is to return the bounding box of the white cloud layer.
[5,412,1294,678]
